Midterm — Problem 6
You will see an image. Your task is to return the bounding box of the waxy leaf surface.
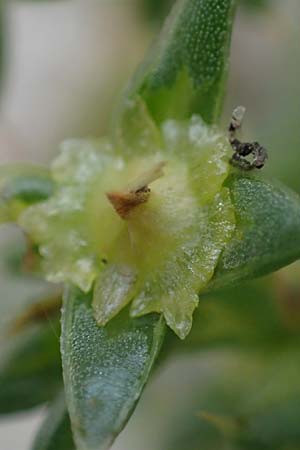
[211,175,300,290]
[61,287,165,450]
[118,0,236,125]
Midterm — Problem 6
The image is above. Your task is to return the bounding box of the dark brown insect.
[229,106,268,171]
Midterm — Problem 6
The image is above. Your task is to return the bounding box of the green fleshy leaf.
[0,318,62,414]
[116,0,236,127]
[210,175,300,290]
[31,392,74,450]
[61,286,165,450]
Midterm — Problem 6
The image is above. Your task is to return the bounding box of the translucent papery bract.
[18,115,235,338]
[93,263,137,326]
[19,139,121,292]
[92,156,198,327]
[162,115,231,203]
[51,138,117,184]
[115,96,163,157]
[92,117,235,338]
[130,188,235,339]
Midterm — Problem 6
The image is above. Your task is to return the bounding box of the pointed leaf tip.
[117,0,237,127]
[61,286,165,450]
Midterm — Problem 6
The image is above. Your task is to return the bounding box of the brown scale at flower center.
[106,161,166,219]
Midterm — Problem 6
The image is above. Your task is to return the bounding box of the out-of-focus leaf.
[177,278,299,351]
[241,0,268,12]
[142,0,173,22]
[61,286,165,450]
[0,228,58,335]
[11,295,62,332]
[2,239,28,275]
[164,351,300,450]
[0,166,54,223]
[210,175,300,290]
[116,0,236,130]
[32,392,74,450]
[2,175,54,204]
[0,318,62,414]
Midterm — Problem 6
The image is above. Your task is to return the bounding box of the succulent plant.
[1,1,300,449]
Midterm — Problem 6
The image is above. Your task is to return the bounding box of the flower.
[18,98,235,339]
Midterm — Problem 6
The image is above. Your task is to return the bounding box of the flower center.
[106,161,166,219]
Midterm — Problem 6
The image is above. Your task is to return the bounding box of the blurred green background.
[1,1,300,449]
